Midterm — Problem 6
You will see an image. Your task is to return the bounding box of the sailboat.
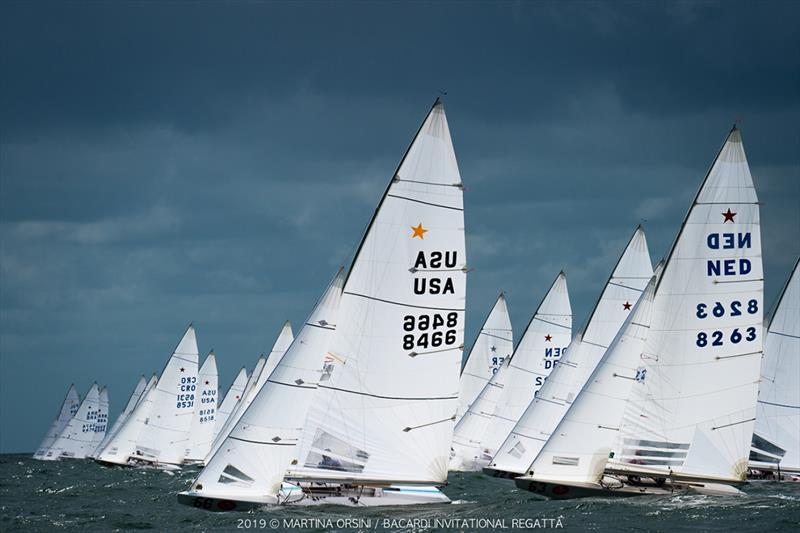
[184,351,219,463]
[89,386,110,454]
[213,366,249,442]
[280,98,466,506]
[750,258,799,477]
[33,384,81,460]
[97,325,199,467]
[450,273,571,471]
[204,323,294,463]
[178,269,344,511]
[514,126,764,498]
[90,375,151,459]
[485,226,653,478]
[455,293,513,423]
[47,383,102,460]
[95,374,158,464]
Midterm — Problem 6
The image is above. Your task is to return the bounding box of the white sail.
[751,258,799,473]
[607,126,763,483]
[450,273,571,470]
[185,268,345,504]
[34,384,81,460]
[487,226,653,476]
[213,367,249,441]
[90,375,147,459]
[185,352,219,462]
[205,324,294,462]
[90,386,110,453]
[288,99,466,485]
[49,383,101,460]
[96,374,158,464]
[456,293,513,422]
[526,276,657,485]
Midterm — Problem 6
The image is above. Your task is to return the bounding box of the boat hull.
[514,476,745,499]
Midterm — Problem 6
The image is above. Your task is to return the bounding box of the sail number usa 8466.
[402,313,458,350]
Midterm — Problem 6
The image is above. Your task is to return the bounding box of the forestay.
[185,352,219,462]
[450,273,571,470]
[187,269,344,503]
[456,293,513,422]
[49,383,101,460]
[288,100,467,485]
[487,226,652,476]
[751,258,799,473]
[33,384,81,460]
[608,127,763,483]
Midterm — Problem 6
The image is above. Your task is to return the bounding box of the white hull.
[514,475,745,499]
[177,482,450,512]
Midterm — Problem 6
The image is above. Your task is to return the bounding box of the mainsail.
[90,387,110,453]
[455,293,513,422]
[450,273,571,470]
[96,374,158,464]
[205,324,294,462]
[185,269,344,504]
[213,366,248,441]
[287,99,467,485]
[49,383,101,460]
[185,352,219,462]
[487,226,653,477]
[607,126,763,484]
[90,375,147,459]
[97,325,199,465]
[751,258,799,473]
[33,384,81,460]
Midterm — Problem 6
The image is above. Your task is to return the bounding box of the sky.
[1,1,798,453]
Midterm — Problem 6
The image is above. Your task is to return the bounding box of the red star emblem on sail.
[544,334,552,342]
[722,208,736,223]
[205,380,209,385]
[410,223,428,239]
[180,367,185,372]
[623,301,632,311]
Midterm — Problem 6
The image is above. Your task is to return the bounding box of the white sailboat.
[213,366,249,442]
[750,258,799,475]
[90,375,148,459]
[184,351,219,463]
[178,269,345,511]
[88,386,110,455]
[33,384,81,460]
[48,383,102,460]
[485,226,652,478]
[95,374,158,464]
[450,273,571,471]
[204,323,294,463]
[281,99,466,506]
[97,325,199,466]
[515,126,763,498]
[455,293,513,423]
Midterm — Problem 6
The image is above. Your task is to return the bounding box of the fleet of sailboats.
[30,103,798,509]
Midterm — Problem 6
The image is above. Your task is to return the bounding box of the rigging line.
[757,400,800,409]
[532,316,571,330]
[711,418,756,431]
[408,344,462,358]
[408,267,468,273]
[607,281,647,292]
[694,201,760,205]
[393,178,462,188]
[597,425,620,431]
[479,331,514,342]
[266,379,318,390]
[229,435,296,446]
[534,396,564,407]
[343,290,465,312]
[317,384,458,402]
[172,354,198,364]
[403,416,456,432]
[768,330,800,339]
[507,364,547,377]
[508,431,549,443]
[715,350,761,361]
[613,373,637,381]
[712,278,764,284]
[581,340,609,350]
[386,193,463,211]
[304,322,336,331]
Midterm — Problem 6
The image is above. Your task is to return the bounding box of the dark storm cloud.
[1,1,798,452]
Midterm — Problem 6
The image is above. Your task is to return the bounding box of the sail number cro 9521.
[402,313,458,350]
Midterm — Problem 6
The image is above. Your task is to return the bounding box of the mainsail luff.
[34,384,81,460]
[90,375,147,459]
[185,352,219,462]
[487,226,653,476]
[751,258,799,472]
[213,366,249,441]
[455,293,513,422]
[288,99,466,485]
[186,268,345,503]
[450,273,571,470]
[608,126,763,483]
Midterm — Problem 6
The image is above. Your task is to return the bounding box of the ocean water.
[1,454,798,532]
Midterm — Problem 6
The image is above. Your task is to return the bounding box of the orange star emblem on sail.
[411,223,428,239]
